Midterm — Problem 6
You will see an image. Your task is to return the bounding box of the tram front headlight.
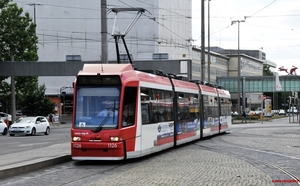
[110,136,122,141]
[73,136,81,141]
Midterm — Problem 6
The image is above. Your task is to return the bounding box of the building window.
[152,53,169,60]
[180,61,188,73]
[66,55,82,61]
[120,54,133,61]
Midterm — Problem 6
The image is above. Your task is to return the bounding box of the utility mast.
[101,0,108,63]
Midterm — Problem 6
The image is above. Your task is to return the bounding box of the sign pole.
[261,95,264,124]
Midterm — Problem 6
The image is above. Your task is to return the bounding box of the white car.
[9,116,50,136]
[231,111,239,116]
[287,107,298,114]
[0,119,8,135]
[278,109,286,115]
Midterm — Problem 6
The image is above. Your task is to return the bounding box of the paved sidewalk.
[0,123,72,180]
[2,120,297,185]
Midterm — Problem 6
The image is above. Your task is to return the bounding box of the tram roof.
[79,64,133,75]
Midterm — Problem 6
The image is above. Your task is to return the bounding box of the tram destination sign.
[77,75,121,85]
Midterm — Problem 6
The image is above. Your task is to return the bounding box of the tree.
[0,1,53,119]
[18,85,54,116]
[0,81,10,113]
[0,1,38,61]
[263,64,274,76]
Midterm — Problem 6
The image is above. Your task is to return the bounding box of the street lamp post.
[26,3,42,24]
[200,0,205,82]
[249,98,252,123]
[242,77,246,111]
[101,0,108,63]
[231,20,245,114]
[207,0,211,83]
[261,73,264,124]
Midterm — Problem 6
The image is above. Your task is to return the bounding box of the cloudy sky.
[192,0,300,75]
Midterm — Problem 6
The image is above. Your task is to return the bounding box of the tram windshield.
[74,86,121,130]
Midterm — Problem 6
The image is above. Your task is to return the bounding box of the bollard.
[260,114,262,120]
[260,113,264,124]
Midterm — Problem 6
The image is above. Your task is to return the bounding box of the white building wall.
[17,0,192,94]
[20,1,103,61]
[157,0,192,59]
[18,0,191,62]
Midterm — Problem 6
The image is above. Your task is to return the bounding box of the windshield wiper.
[93,109,115,133]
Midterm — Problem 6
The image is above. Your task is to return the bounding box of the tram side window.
[212,97,218,117]
[150,102,158,123]
[204,94,213,119]
[141,103,150,124]
[220,105,225,116]
[222,99,232,116]
[122,87,137,127]
[224,105,231,116]
[189,95,199,120]
[141,87,173,124]
[163,106,172,121]
[141,88,173,123]
[178,105,189,120]
[220,99,229,116]
[140,88,150,124]
[179,93,196,120]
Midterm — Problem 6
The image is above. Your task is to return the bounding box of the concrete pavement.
[0,124,71,180]
[0,119,298,185]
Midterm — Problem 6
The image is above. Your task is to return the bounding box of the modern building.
[17,0,192,95]
[192,46,276,112]
[8,0,279,115]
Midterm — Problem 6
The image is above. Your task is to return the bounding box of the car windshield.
[74,86,120,130]
[15,117,35,123]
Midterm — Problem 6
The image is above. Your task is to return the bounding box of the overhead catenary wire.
[12,0,300,55]
[17,0,192,50]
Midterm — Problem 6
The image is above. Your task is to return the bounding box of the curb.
[0,155,72,180]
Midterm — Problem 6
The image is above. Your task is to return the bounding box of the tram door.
[122,87,138,157]
[203,95,220,136]
[211,96,220,135]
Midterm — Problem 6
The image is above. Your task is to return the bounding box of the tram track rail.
[267,163,300,185]
[193,128,300,185]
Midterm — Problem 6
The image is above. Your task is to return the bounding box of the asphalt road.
[0,127,70,155]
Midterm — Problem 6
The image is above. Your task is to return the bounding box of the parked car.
[254,110,262,115]
[287,107,298,114]
[247,111,255,116]
[231,111,239,116]
[9,116,50,136]
[278,109,286,115]
[272,110,279,115]
[0,119,8,135]
[0,112,12,127]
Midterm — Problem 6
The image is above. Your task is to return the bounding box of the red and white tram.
[71,64,232,160]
